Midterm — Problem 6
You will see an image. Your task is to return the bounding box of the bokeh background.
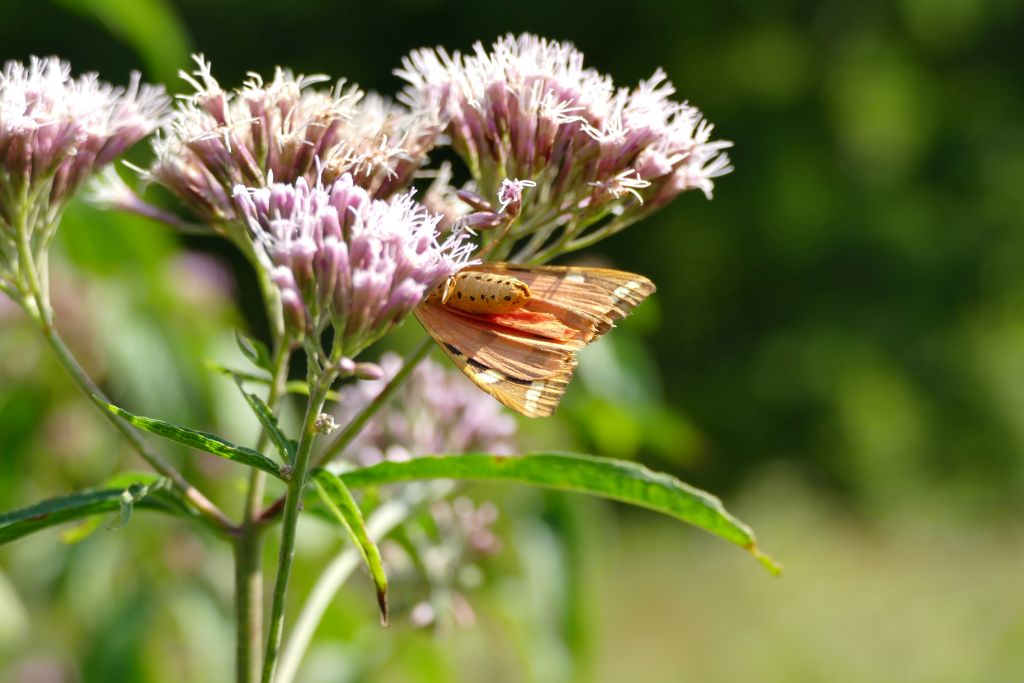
[3,0,1024,681]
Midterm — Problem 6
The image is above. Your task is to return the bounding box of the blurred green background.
[3,0,1024,681]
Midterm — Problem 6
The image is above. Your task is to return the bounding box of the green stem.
[0,278,19,301]
[315,338,433,469]
[275,482,454,683]
[15,207,51,325]
[261,374,331,683]
[257,339,434,525]
[234,519,265,683]
[36,321,236,532]
[236,343,292,683]
[526,204,619,265]
[11,201,234,534]
[563,213,642,255]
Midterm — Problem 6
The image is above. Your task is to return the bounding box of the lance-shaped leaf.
[336,452,781,574]
[205,360,271,385]
[0,484,182,545]
[93,397,285,479]
[313,469,390,624]
[206,361,342,402]
[231,376,296,463]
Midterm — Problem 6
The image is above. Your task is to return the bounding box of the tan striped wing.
[416,263,655,417]
[463,263,655,341]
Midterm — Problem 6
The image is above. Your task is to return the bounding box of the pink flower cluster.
[150,57,441,228]
[398,34,732,259]
[0,57,166,266]
[232,176,473,354]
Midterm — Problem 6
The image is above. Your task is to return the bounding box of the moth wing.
[417,264,655,418]
[467,264,655,340]
[416,302,576,381]
[415,303,577,417]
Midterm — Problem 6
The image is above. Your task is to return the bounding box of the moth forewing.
[415,303,573,380]
[424,325,576,418]
[417,262,655,418]
[473,264,655,332]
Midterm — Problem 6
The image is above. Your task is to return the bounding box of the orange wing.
[416,263,655,417]
[464,263,655,340]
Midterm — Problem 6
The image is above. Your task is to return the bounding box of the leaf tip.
[377,587,390,627]
[748,543,783,575]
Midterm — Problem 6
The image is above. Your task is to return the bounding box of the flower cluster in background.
[336,352,513,629]
[397,34,732,260]
[232,176,473,355]
[0,56,166,290]
[148,57,441,230]
[402,497,502,631]
[334,352,518,466]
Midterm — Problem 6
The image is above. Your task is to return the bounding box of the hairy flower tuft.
[0,56,167,288]
[149,56,442,229]
[397,34,732,260]
[232,175,473,355]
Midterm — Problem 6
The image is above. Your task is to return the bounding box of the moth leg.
[439,276,456,305]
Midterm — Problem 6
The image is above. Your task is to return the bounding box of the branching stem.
[261,369,331,683]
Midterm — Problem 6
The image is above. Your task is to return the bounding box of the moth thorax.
[429,271,531,314]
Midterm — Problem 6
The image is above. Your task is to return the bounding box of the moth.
[415,263,655,417]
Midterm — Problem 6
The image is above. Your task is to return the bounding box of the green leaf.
[52,0,191,86]
[287,380,342,403]
[336,452,781,574]
[109,478,170,531]
[231,376,296,463]
[63,472,168,542]
[93,397,285,479]
[0,485,181,545]
[204,360,271,385]
[313,470,390,624]
[235,330,273,372]
[204,362,341,402]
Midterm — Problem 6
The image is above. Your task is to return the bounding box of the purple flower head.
[0,57,166,282]
[397,34,732,260]
[149,56,442,231]
[403,494,503,630]
[333,352,518,468]
[232,175,473,355]
[496,178,536,217]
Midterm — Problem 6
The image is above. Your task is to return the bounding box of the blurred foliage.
[2,0,1024,680]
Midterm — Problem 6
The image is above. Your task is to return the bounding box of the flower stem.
[12,201,234,534]
[256,338,434,525]
[316,338,433,469]
[15,206,52,325]
[261,373,331,683]
[274,482,454,683]
[37,314,236,532]
[236,343,292,683]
